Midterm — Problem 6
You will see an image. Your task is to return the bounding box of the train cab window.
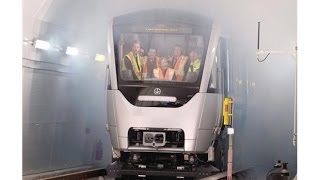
[112,11,214,107]
[118,33,205,84]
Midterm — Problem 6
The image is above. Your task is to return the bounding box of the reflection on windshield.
[119,34,204,83]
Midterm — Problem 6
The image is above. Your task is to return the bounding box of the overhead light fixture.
[95,54,106,62]
[66,47,79,56]
[23,38,33,46]
[35,40,50,50]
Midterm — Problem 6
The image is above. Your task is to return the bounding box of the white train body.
[106,9,227,156]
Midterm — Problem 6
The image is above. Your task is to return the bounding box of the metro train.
[105,9,230,178]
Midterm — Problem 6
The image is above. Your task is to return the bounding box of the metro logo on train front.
[153,88,161,95]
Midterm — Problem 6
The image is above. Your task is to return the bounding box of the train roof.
[113,9,213,27]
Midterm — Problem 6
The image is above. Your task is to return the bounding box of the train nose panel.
[128,128,184,149]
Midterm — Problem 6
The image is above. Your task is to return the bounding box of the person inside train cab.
[153,57,175,81]
[185,49,201,82]
[140,47,145,57]
[123,40,143,80]
[142,48,160,79]
[168,44,189,81]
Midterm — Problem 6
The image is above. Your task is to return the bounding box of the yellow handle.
[223,98,233,126]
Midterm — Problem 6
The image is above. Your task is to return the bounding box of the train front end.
[105,10,228,174]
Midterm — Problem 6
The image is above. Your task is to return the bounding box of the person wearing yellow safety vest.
[123,40,144,80]
[168,45,189,81]
[153,58,176,81]
[142,48,160,79]
[185,49,201,82]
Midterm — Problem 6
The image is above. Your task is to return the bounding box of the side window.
[208,43,221,92]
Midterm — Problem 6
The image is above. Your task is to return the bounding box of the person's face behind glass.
[132,43,140,55]
[173,46,182,58]
[148,49,156,60]
[160,59,169,70]
[189,51,198,61]
[140,48,145,56]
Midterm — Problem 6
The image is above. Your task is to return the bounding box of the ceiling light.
[66,47,79,56]
[95,54,106,62]
[35,40,50,50]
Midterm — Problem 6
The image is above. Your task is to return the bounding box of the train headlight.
[144,133,154,143]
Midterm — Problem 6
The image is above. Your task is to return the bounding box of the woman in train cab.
[153,57,176,81]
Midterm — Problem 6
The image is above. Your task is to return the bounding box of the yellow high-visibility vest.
[188,59,201,72]
[124,52,143,80]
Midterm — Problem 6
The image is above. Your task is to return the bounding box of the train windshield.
[118,33,205,84]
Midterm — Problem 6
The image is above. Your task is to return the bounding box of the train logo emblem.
[154,88,161,95]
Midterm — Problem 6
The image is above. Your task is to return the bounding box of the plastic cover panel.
[23,67,112,175]
[23,0,116,174]
[23,123,55,173]
[50,122,86,169]
[230,54,297,172]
